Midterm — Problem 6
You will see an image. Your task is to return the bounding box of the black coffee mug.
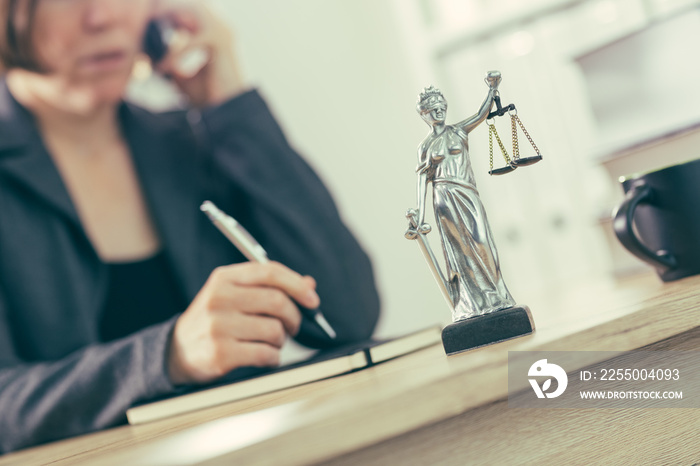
[613,158,700,282]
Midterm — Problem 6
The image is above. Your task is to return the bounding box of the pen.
[200,200,337,339]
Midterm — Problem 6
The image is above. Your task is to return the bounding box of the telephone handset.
[143,20,169,64]
[142,19,210,77]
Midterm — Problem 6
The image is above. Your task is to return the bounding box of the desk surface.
[2,272,700,465]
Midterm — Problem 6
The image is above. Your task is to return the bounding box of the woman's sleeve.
[0,289,178,453]
[199,90,381,348]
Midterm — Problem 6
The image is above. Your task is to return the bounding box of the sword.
[404,209,454,311]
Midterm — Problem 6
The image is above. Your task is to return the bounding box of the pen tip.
[315,314,337,339]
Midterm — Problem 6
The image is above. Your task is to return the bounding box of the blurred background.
[128,0,700,339]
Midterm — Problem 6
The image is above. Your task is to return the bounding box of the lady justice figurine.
[405,71,535,355]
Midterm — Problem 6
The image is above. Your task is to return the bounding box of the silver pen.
[200,200,337,339]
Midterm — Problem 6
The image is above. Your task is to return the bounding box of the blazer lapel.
[0,81,83,230]
[120,104,203,302]
[0,80,205,305]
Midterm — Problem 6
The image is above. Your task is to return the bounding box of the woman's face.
[30,0,152,104]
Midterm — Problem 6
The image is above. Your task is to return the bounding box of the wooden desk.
[2,273,700,465]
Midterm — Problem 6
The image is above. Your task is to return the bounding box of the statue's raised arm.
[455,71,502,134]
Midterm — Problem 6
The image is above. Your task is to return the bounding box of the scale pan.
[513,155,542,167]
[488,165,517,176]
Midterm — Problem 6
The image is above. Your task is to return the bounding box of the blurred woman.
[0,0,379,452]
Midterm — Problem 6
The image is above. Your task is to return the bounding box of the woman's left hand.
[152,0,247,107]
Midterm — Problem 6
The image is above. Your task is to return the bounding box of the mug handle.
[613,183,677,271]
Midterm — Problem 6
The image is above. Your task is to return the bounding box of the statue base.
[442,305,535,356]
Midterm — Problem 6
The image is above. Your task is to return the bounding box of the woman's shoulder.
[118,103,203,163]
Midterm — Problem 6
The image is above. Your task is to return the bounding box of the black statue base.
[442,305,535,356]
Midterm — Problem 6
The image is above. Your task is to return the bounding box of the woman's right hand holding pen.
[167,262,319,385]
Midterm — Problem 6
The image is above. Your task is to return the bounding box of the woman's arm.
[455,72,502,134]
[198,90,381,349]
[0,289,178,453]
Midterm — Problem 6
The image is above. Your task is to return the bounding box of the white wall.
[206,0,452,336]
[130,0,699,342]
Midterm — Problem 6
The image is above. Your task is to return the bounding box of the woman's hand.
[167,262,320,385]
[152,0,247,107]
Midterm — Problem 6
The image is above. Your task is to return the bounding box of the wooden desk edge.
[2,274,697,465]
[73,275,700,466]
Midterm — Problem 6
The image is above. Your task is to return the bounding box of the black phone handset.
[142,19,210,77]
[143,20,169,64]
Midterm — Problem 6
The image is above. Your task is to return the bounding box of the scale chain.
[489,124,494,171]
[489,124,512,166]
[511,114,520,161]
[513,114,541,155]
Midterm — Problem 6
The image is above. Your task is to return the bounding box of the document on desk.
[126,326,441,425]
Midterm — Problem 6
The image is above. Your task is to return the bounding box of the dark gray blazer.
[0,81,380,453]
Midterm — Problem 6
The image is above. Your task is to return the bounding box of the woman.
[413,74,515,322]
[0,0,379,452]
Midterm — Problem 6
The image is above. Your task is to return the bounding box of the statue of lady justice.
[405,71,534,354]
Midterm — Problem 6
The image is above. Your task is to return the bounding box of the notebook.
[126,326,442,425]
